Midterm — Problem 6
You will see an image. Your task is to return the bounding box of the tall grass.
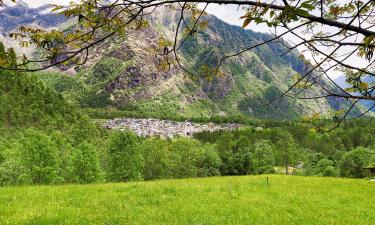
[0,175,374,225]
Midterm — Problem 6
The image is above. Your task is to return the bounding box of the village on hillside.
[102,118,243,138]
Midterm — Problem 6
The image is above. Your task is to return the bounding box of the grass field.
[0,175,374,225]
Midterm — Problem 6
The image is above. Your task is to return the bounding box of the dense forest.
[0,42,374,186]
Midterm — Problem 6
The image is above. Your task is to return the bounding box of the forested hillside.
[1,62,374,185]
[0,3,362,119]
[0,3,374,187]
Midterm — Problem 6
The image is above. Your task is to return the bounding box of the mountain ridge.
[0,3,363,119]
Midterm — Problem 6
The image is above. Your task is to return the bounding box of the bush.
[91,57,122,83]
[321,166,338,177]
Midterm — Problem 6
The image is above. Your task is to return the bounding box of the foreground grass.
[0,175,374,225]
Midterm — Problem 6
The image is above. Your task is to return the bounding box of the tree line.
[195,121,375,178]
[1,121,374,186]
[0,43,374,186]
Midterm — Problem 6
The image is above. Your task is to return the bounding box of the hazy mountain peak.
[15,0,29,7]
[0,2,66,33]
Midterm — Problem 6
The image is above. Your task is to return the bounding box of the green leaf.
[254,17,264,24]
[363,35,375,47]
[301,2,315,11]
[242,17,252,28]
[270,10,275,18]
[295,8,310,17]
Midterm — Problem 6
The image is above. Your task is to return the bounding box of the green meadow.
[1,175,374,225]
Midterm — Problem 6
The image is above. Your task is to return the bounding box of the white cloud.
[4,0,71,7]
[8,1,249,28]
[200,4,272,33]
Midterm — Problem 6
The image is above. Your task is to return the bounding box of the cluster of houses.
[102,118,242,138]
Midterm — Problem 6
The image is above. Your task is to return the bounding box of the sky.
[5,0,67,7]
[6,0,251,29]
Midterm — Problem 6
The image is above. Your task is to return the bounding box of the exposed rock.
[202,73,234,100]
[107,45,135,61]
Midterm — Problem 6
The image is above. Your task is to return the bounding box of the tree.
[198,144,222,177]
[141,138,173,180]
[253,139,275,174]
[275,130,298,175]
[0,0,14,7]
[108,131,144,182]
[304,152,326,176]
[19,129,60,184]
[7,48,17,68]
[340,147,374,178]
[49,131,74,183]
[234,136,254,175]
[91,58,122,83]
[169,138,205,178]
[216,133,236,175]
[0,42,5,61]
[0,138,30,186]
[70,141,103,183]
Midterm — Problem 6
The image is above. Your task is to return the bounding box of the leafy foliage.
[108,131,144,182]
[0,71,80,128]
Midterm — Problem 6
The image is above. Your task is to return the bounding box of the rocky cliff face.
[0,3,351,119]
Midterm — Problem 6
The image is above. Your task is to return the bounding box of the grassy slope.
[1,175,374,225]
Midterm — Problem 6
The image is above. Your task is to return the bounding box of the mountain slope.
[0,3,358,119]
[68,7,338,119]
[334,75,375,112]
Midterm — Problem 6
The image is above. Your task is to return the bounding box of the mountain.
[334,75,375,112]
[0,2,66,33]
[0,3,361,120]
[333,76,349,89]
[0,2,68,57]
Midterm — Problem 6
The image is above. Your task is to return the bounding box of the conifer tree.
[7,48,17,68]
[0,42,5,61]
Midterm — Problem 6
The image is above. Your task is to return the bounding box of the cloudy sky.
[6,0,250,28]
[6,0,69,7]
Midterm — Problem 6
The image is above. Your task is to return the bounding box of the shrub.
[91,57,122,83]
